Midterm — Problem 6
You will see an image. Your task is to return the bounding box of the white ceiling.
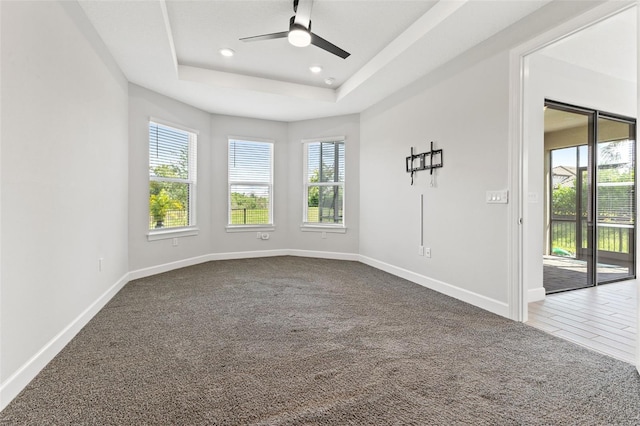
[539,6,637,83]
[169,1,437,88]
[542,7,637,133]
[78,0,557,122]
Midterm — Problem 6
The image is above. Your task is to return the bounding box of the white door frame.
[508,0,638,364]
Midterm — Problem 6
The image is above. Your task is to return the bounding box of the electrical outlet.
[425,248,431,258]
[418,246,424,256]
[172,238,178,247]
[98,258,104,272]
[257,232,262,239]
[321,232,327,239]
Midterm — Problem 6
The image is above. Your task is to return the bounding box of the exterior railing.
[230,208,269,225]
[551,215,633,255]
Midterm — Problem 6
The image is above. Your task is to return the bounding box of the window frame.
[226,137,275,233]
[301,137,346,233]
[147,118,198,241]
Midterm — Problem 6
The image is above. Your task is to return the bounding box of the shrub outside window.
[148,121,197,231]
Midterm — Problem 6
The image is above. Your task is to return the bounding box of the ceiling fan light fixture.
[240,4,350,59]
[288,26,311,47]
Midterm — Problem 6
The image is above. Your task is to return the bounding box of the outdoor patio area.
[543,255,632,293]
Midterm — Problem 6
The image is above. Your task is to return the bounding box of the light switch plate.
[486,190,508,204]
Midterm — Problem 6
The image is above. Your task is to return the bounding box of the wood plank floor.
[527,281,637,364]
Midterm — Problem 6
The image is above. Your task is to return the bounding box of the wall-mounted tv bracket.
[405,141,443,185]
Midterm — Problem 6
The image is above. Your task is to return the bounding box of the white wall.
[128,85,292,274]
[1,0,628,412]
[1,0,129,406]
[128,85,358,275]
[523,53,637,301]
[636,1,639,373]
[287,115,360,255]
[360,52,511,316]
[128,84,213,272]
[209,114,289,254]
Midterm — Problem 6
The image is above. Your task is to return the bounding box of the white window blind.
[597,138,635,224]
[228,139,273,226]
[149,121,197,230]
[304,140,345,225]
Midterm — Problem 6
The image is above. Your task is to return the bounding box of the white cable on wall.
[420,193,424,246]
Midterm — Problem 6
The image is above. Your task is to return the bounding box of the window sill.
[148,227,199,241]
[226,225,275,233]
[300,224,347,234]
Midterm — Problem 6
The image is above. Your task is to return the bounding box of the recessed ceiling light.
[324,77,335,85]
[309,65,323,73]
[219,48,235,57]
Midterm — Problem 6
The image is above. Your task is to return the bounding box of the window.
[148,120,197,233]
[228,139,273,228]
[303,139,345,228]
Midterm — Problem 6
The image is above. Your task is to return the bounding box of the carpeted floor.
[2,256,639,425]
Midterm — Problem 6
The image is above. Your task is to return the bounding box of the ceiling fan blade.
[293,0,313,28]
[240,31,288,42]
[310,33,350,59]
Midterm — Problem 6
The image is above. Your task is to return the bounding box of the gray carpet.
[2,256,639,425]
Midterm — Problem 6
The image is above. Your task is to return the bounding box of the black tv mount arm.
[405,141,443,185]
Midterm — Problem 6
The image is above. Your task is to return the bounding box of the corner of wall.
[0,274,129,411]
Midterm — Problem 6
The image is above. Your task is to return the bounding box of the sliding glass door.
[547,107,594,293]
[596,116,636,283]
[545,101,636,294]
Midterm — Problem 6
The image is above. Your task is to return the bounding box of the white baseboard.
[128,249,359,281]
[128,250,293,281]
[207,249,290,261]
[288,249,360,261]
[128,253,216,281]
[0,273,129,411]
[0,249,509,412]
[359,255,510,318]
[528,287,546,302]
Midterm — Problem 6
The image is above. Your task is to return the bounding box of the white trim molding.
[128,250,289,281]
[0,247,508,411]
[0,273,129,411]
[226,225,276,233]
[359,255,510,318]
[149,116,199,135]
[636,2,640,376]
[300,225,347,233]
[301,135,345,144]
[528,287,546,303]
[128,249,360,281]
[148,227,199,241]
[288,250,359,261]
[130,250,508,319]
[508,0,637,323]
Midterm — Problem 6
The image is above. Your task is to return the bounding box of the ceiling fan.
[240,0,350,59]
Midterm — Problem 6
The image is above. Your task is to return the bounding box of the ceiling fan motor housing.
[289,15,311,32]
